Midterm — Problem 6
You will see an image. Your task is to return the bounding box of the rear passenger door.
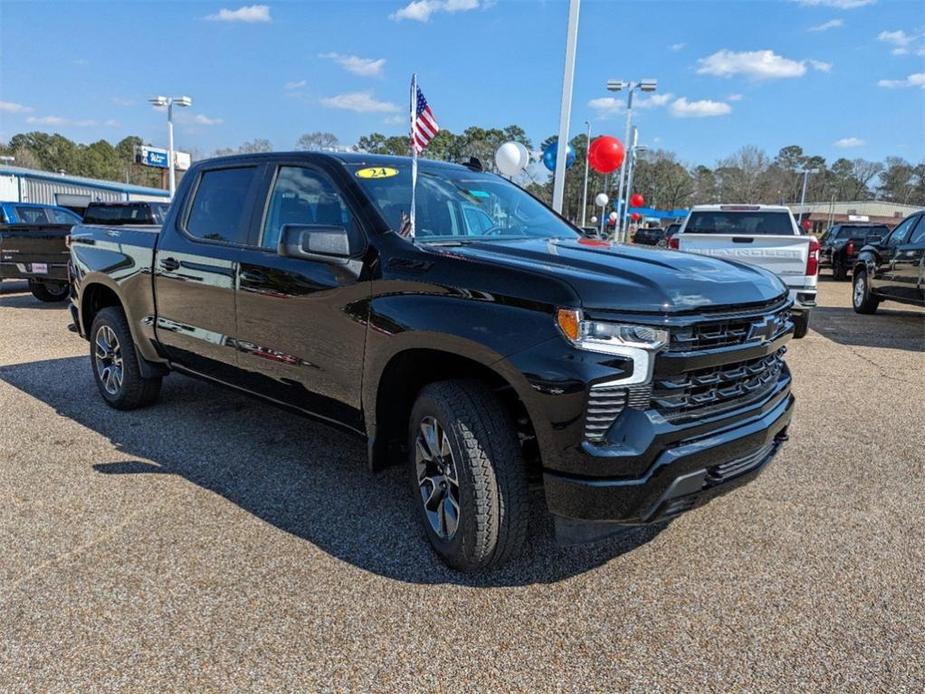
[873,215,919,298]
[153,163,265,382]
[232,163,370,431]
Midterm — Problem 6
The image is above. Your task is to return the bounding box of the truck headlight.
[556,308,668,386]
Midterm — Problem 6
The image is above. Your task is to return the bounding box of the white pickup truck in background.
[669,205,819,337]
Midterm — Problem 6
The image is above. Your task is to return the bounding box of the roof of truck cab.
[688,204,792,212]
[197,151,475,172]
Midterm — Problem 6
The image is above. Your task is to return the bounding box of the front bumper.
[543,391,793,525]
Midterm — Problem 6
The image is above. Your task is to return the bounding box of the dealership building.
[787,200,923,234]
[0,165,169,214]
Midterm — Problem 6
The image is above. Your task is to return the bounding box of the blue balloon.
[542,140,575,171]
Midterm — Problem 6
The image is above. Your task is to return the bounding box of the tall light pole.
[580,120,591,227]
[552,0,581,214]
[798,167,820,227]
[623,127,647,241]
[149,95,192,198]
[606,78,657,242]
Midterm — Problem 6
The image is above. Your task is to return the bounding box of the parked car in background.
[670,205,818,338]
[633,225,666,246]
[820,223,889,281]
[82,201,169,226]
[70,152,796,571]
[660,222,681,248]
[852,211,925,313]
[0,201,81,226]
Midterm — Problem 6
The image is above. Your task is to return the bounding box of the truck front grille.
[652,349,785,420]
[583,384,651,442]
[668,305,791,352]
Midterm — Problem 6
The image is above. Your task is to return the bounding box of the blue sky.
[1,0,923,166]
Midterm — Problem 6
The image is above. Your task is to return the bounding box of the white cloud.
[877,72,925,89]
[809,19,843,32]
[587,97,625,117]
[205,4,271,23]
[0,101,33,114]
[284,80,307,90]
[793,0,874,8]
[193,114,224,125]
[319,52,386,77]
[669,97,732,118]
[636,93,673,108]
[878,29,915,48]
[390,0,482,22]
[320,91,400,113]
[669,42,686,51]
[25,115,98,126]
[696,49,831,79]
[834,137,865,148]
[727,93,744,101]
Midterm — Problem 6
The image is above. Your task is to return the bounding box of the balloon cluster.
[541,139,575,172]
[494,141,531,177]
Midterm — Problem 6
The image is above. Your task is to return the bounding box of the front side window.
[261,166,355,250]
[348,162,578,243]
[886,216,918,247]
[186,166,258,244]
[16,206,49,224]
[908,216,925,245]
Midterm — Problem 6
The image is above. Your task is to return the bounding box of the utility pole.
[552,0,580,213]
[580,120,591,227]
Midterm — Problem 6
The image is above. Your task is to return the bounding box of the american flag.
[411,85,439,153]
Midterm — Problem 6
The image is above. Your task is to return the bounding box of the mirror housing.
[279,223,352,259]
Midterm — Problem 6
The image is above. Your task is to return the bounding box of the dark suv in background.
[821,223,889,281]
[852,211,925,313]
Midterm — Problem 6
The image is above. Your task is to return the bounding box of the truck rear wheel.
[28,280,69,302]
[408,380,528,572]
[90,307,162,409]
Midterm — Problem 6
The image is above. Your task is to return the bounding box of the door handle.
[731,237,754,243]
[159,257,180,272]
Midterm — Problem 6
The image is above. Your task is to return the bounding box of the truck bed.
[675,233,811,284]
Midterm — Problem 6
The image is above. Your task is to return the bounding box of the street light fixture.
[606,78,658,242]
[149,94,192,198]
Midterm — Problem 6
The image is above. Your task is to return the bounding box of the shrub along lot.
[0,278,922,690]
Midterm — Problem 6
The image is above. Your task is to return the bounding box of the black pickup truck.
[852,211,925,313]
[69,152,796,571]
[820,223,889,281]
[0,223,73,301]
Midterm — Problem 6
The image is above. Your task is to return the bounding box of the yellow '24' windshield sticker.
[355,167,399,179]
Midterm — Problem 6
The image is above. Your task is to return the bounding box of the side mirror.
[279,223,352,259]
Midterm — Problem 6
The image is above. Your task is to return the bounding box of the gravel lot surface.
[1,278,923,692]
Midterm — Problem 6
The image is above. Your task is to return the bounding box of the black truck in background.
[0,223,73,301]
[69,152,796,571]
[820,223,889,281]
[852,211,925,313]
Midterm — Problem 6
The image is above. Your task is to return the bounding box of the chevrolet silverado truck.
[670,205,818,338]
[852,210,925,313]
[69,153,796,571]
[820,223,889,281]
[0,223,79,301]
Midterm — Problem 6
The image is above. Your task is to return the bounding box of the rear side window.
[186,166,258,244]
[84,205,147,225]
[16,206,49,224]
[836,226,887,239]
[685,211,794,235]
[48,207,80,224]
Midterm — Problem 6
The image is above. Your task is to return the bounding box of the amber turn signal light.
[556,308,581,342]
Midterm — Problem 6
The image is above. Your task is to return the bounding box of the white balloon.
[595,193,609,207]
[590,216,598,224]
[495,141,526,176]
[608,211,618,222]
[514,142,530,170]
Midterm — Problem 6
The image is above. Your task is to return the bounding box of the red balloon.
[630,193,645,208]
[801,218,812,230]
[631,212,641,222]
[588,136,625,174]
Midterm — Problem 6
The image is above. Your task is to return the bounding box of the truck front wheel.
[408,380,528,572]
[28,280,69,302]
[90,307,162,409]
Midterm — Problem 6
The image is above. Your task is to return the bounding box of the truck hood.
[436,237,787,313]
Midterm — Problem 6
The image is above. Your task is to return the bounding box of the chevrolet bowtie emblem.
[748,316,780,343]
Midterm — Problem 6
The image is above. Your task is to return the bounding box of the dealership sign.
[134,145,191,171]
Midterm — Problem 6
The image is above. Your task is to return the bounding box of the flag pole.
[409,73,417,240]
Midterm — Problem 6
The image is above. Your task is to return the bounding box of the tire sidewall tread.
[90,307,162,410]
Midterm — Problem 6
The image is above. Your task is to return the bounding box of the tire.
[29,280,69,302]
[832,258,848,282]
[89,306,162,409]
[852,268,879,315]
[408,380,528,572]
[792,312,809,339]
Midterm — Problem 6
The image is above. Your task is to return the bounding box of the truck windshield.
[347,162,577,243]
[685,211,794,235]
